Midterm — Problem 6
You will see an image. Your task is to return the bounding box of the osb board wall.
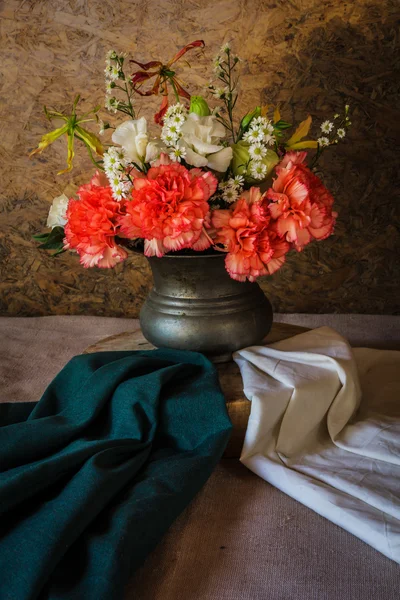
[0,0,399,317]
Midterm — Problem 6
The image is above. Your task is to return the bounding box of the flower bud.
[240,106,261,131]
[189,95,211,116]
[231,141,251,177]
[232,141,279,181]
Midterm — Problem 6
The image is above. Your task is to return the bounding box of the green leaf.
[50,247,66,256]
[35,226,65,250]
[240,107,261,131]
[32,232,51,242]
[273,120,292,130]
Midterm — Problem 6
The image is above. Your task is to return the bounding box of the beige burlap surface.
[1,315,400,599]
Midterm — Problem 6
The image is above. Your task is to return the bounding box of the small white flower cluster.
[104,50,126,113]
[161,103,188,162]
[208,43,240,100]
[103,146,132,201]
[243,116,275,180]
[318,107,350,147]
[218,175,244,204]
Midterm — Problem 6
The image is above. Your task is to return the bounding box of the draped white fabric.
[234,327,400,563]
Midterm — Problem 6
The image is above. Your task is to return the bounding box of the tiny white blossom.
[165,113,186,127]
[250,162,267,180]
[110,174,122,188]
[220,42,230,54]
[110,182,125,201]
[249,142,267,160]
[106,50,118,62]
[320,120,334,134]
[169,146,187,163]
[115,148,128,165]
[109,65,120,81]
[105,81,114,95]
[168,124,181,136]
[222,186,239,203]
[104,64,114,80]
[161,131,177,146]
[213,55,222,70]
[211,105,223,116]
[318,136,330,147]
[337,128,346,138]
[244,128,264,143]
[105,97,119,113]
[218,180,229,190]
[233,175,244,186]
[261,125,275,140]
[212,87,228,99]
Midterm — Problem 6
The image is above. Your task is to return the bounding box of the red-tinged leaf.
[130,59,163,70]
[131,71,157,86]
[173,78,191,100]
[168,40,205,65]
[132,75,161,96]
[154,95,169,125]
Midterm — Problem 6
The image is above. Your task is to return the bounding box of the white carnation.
[46,194,69,229]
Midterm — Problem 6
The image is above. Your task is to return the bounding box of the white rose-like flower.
[111,118,148,164]
[112,118,165,165]
[179,113,233,172]
[46,194,69,229]
[145,139,165,163]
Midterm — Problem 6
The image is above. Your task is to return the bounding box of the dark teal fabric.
[0,349,232,600]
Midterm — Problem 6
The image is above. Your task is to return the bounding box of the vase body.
[140,253,273,362]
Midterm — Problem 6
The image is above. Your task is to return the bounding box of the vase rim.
[150,252,225,259]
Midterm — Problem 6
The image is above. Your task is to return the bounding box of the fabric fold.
[0,349,232,600]
[234,327,400,563]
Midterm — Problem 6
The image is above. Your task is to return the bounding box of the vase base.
[206,351,233,364]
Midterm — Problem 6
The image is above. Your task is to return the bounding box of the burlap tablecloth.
[1,314,400,599]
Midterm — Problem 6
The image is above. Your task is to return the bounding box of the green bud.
[231,141,251,177]
[240,107,261,132]
[190,95,211,116]
[231,141,279,182]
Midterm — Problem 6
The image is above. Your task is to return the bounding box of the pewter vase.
[139,253,273,362]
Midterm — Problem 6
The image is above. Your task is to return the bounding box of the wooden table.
[85,322,309,457]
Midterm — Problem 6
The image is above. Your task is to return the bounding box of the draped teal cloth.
[0,349,232,600]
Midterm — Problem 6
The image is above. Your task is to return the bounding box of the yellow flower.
[29,95,104,175]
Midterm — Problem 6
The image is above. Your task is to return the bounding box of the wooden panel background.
[0,0,399,316]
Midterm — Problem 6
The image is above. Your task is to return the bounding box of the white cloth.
[233,327,400,563]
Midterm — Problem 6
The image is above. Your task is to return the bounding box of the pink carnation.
[64,176,127,268]
[266,151,337,250]
[211,187,290,282]
[118,157,217,256]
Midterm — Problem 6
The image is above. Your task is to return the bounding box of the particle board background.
[0,0,399,317]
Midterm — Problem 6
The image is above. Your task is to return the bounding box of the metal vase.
[140,253,273,362]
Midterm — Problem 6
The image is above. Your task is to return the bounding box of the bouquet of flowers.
[31,40,350,282]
